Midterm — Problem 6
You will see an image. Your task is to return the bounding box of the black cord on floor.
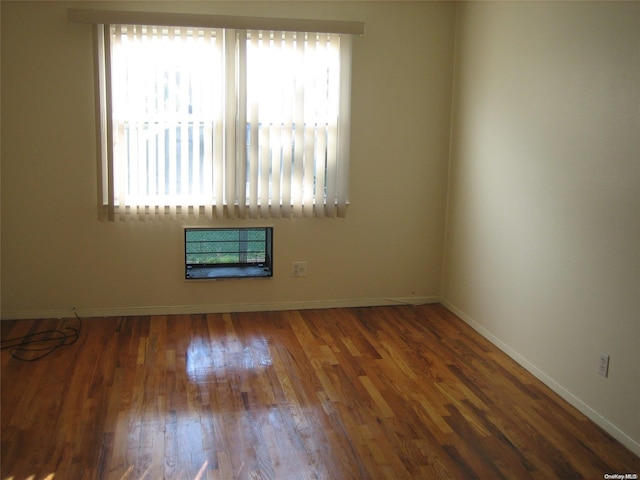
[1,309,82,362]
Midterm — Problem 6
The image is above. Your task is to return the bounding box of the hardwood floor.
[1,304,638,479]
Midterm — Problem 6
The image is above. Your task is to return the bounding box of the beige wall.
[443,2,639,453]
[1,1,455,317]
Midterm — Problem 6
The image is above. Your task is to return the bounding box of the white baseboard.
[0,296,440,321]
[441,298,640,457]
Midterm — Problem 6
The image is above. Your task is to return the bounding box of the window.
[69,10,362,221]
[185,227,273,279]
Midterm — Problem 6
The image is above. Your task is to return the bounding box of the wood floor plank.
[2,305,638,479]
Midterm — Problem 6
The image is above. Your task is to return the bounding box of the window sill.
[186,265,272,280]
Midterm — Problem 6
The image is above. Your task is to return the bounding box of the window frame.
[69,9,362,221]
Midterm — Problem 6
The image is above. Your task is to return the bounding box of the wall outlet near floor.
[291,261,308,277]
[598,352,609,377]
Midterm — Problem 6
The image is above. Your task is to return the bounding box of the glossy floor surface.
[1,305,638,479]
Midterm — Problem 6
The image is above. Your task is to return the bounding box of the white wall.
[1,1,456,318]
[443,1,639,453]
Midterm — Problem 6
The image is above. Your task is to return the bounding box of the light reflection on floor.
[185,336,273,382]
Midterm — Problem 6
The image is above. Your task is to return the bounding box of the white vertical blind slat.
[336,34,353,218]
[280,32,295,218]
[111,26,128,220]
[155,29,165,218]
[97,24,116,221]
[313,34,328,218]
[224,29,237,218]
[146,30,158,220]
[178,28,190,219]
[257,32,271,217]
[259,98,271,217]
[200,29,215,219]
[269,32,283,219]
[236,30,248,219]
[165,27,178,218]
[137,26,149,219]
[302,33,316,218]
[190,30,202,215]
[325,34,340,218]
[291,32,306,218]
[212,29,225,218]
[247,32,260,218]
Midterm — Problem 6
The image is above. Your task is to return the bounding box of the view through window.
[185,227,273,279]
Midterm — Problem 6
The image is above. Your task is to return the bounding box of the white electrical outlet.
[598,352,609,377]
[291,261,308,277]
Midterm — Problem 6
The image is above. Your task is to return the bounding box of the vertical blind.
[97,22,353,220]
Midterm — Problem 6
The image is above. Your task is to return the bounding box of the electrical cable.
[1,308,82,362]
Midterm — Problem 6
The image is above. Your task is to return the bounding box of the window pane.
[185,227,273,279]
[101,23,350,220]
[110,25,222,206]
